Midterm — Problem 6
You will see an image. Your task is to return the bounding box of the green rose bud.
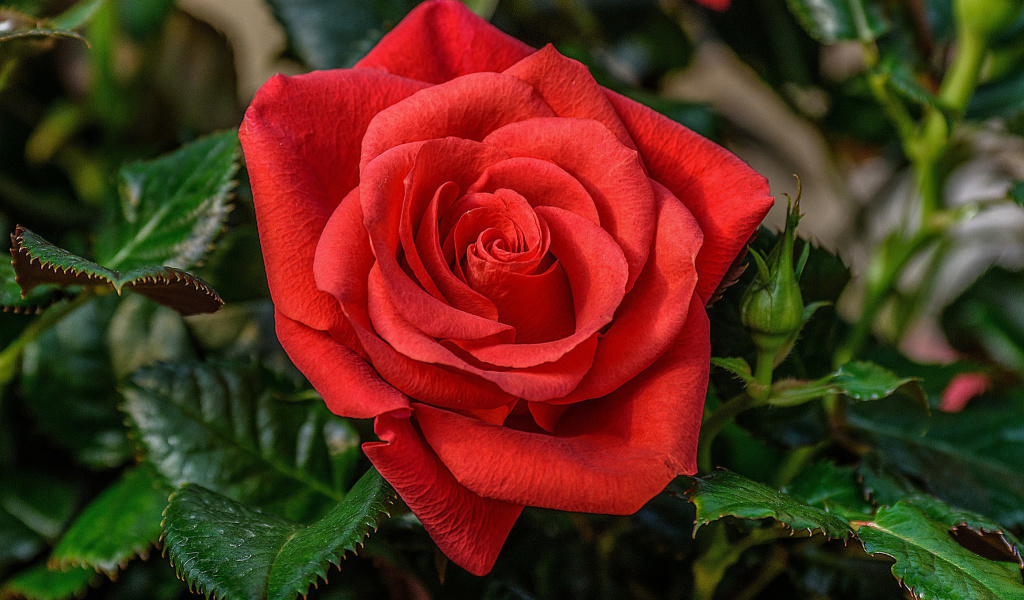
[740,196,805,358]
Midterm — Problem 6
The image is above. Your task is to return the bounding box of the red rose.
[240,0,770,575]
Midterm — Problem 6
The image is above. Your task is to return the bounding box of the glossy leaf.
[93,130,239,272]
[11,227,223,316]
[123,362,352,522]
[785,462,875,523]
[849,395,1024,527]
[859,503,1024,600]
[0,564,97,600]
[50,466,170,574]
[49,0,104,30]
[162,468,394,600]
[783,0,889,43]
[832,361,925,404]
[687,470,853,539]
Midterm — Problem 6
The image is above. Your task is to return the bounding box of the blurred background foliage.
[2,0,1024,599]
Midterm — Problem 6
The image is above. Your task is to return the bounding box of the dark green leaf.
[859,503,1024,600]
[783,0,889,43]
[687,470,853,538]
[0,258,61,314]
[0,470,77,567]
[832,361,925,404]
[94,130,239,272]
[943,267,1024,372]
[850,394,1024,527]
[0,564,97,600]
[21,297,132,468]
[162,469,394,600]
[123,362,352,522]
[785,462,874,523]
[50,466,170,574]
[11,227,223,316]
[264,0,412,70]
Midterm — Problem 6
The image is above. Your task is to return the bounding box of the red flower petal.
[355,0,533,84]
[604,90,773,302]
[555,181,702,403]
[483,117,656,291]
[363,411,524,576]
[359,71,555,173]
[468,157,600,225]
[359,138,514,341]
[275,311,409,419]
[415,300,710,513]
[240,69,426,331]
[503,44,636,151]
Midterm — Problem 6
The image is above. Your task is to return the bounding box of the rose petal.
[367,265,600,401]
[275,311,409,419]
[360,72,556,173]
[314,182,515,409]
[240,69,427,331]
[504,44,636,151]
[415,300,710,513]
[467,157,600,225]
[483,117,656,291]
[360,138,514,341]
[363,411,523,576]
[355,0,533,84]
[605,90,773,302]
[554,180,703,403]
[456,205,628,367]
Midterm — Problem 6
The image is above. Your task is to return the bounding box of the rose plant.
[240,0,771,574]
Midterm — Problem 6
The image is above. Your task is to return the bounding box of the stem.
[0,293,93,387]
[692,525,791,600]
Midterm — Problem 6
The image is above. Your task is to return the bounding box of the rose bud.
[240,0,771,575]
[740,197,805,361]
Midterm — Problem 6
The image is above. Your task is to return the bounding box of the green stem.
[692,524,790,600]
[697,350,775,472]
[0,293,93,387]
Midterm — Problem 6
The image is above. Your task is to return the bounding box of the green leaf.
[943,267,1024,372]
[21,297,132,468]
[783,0,889,43]
[687,470,853,539]
[11,227,223,316]
[832,361,925,404]
[859,503,1024,600]
[710,357,754,384]
[94,130,239,272]
[162,469,395,600]
[849,394,1024,527]
[0,258,61,314]
[123,362,353,522]
[0,564,98,600]
[49,0,105,30]
[0,469,78,569]
[50,466,170,575]
[107,294,194,379]
[264,0,412,70]
[784,462,875,523]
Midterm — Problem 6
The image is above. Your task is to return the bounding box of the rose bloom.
[241,0,770,575]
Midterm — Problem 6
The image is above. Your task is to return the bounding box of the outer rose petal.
[240,69,426,330]
[355,0,533,84]
[363,411,524,576]
[604,90,772,302]
[415,300,710,513]
[274,311,409,419]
